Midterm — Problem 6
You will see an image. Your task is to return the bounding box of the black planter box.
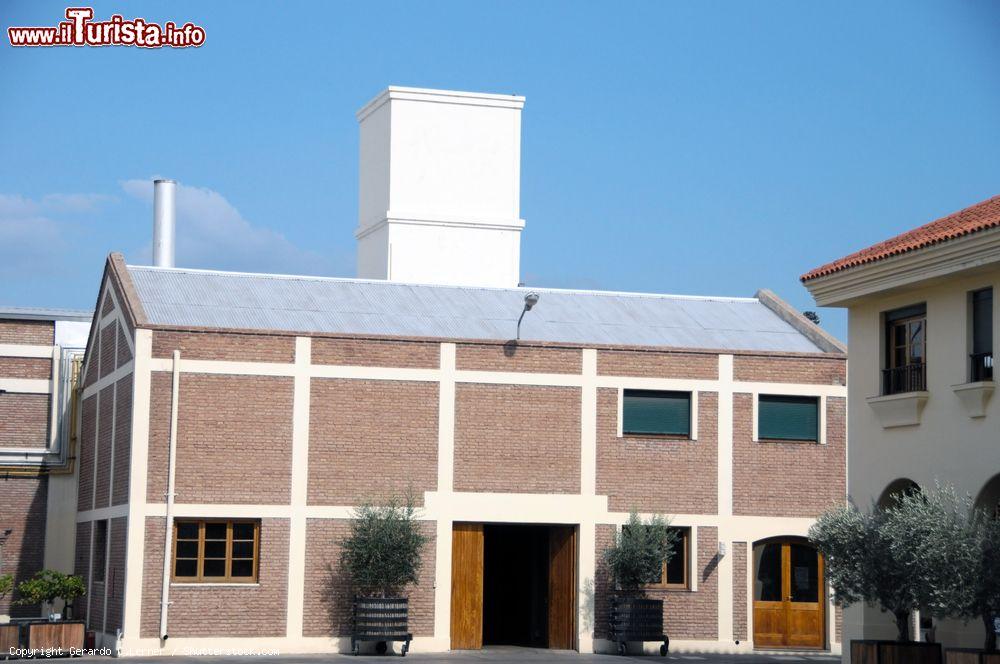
[851,639,942,664]
[352,597,412,657]
[609,597,668,656]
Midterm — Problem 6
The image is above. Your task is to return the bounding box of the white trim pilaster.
[285,337,311,639]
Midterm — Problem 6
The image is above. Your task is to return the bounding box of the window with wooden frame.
[644,527,690,590]
[172,520,260,583]
[882,304,927,394]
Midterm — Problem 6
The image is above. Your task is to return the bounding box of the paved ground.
[116,648,840,663]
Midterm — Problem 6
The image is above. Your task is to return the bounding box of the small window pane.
[203,559,226,577]
[232,541,254,558]
[759,395,818,442]
[665,529,686,585]
[623,390,690,436]
[204,540,226,558]
[231,559,254,578]
[790,544,819,602]
[232,523,255,540]
[204,522,226,540]
[174,558,197,577]
[755,543,781,602]
[176,540,198,558]
[176,522,199,539]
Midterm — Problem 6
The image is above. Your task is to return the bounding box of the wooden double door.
[450,523,577,650]
[752,540,825,649]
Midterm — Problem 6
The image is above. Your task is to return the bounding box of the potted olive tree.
[15,570,86,652]
[603,511,678,656]
[809,485,978,664]
[340,497,427,657]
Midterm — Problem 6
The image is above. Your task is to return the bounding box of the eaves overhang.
[802,226,1000,308]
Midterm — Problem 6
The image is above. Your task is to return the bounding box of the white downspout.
[159,350,180,641]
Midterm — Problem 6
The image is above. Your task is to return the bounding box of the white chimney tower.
[355,87,525,287]
[152,179,176,268]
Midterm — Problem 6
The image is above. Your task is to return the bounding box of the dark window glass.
[204,540,226,558]
[176,522,198,539]
[232,541,254,558]
[789,544,819,602]
[175,540,198,558]
[233,523,255,540]
[174,558,197,577]
[973,289,993,355]
[758,395,819,442]
[622,390,691,436]
[755,543,781,602]
[205,522,227,539]
[203,559,226,577]
[231,559,254,578]
[883,304,927,394]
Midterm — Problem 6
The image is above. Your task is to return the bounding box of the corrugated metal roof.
[0,306,93,322]
[126,265,825,353]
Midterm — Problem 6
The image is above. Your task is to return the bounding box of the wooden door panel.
[451,523,484,650]
[753,602,787,647]
[548,526,576,650]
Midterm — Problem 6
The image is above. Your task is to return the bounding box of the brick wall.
[732,394,846,517]
[111,374,132,506]
[309,379,438,506]
[116,325,132,367]
[0,393,49,448]
[456,344,581,374]
[597,350,717,379]
[733,355,846,385]
[99,321,118,379]
[0,320,53,345]
[454,384,581,494]
[733,542,747,641]
[105,517,127,633]
[312,338,439,368]
[302,519,436,638]
[147,373,294,504]
[73,521,91,623]
[78,395,97,512]
[0,357,51,379]
[152,331,295,363]
[0,475,48,617]
[94,385,114,509]
[140,517,289,638]
[594,525,719,641]
[596,389,718,514]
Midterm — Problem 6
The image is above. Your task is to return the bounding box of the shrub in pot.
[340,496,427,657]
[603,511,678,656]
[0,573,12,623]
[15,570,86,653]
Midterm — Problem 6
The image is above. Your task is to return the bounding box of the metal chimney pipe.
[152,179,176,268]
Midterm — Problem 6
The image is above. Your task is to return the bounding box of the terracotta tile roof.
[801,194,1000,281]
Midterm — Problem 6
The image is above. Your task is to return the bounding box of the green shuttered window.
[758,395,819,442]
[622,389,691,436]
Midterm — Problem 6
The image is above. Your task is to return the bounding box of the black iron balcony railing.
[881,363,927,395]
[970,352,994,382]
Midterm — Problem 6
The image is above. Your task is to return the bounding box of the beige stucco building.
[803,194,1000,655]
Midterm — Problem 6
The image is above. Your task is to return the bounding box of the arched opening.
[752,537,825,649]
[877,478,921,509]
[975,474,1000,519]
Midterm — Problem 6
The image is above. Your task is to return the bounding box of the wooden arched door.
[752,540,825,649]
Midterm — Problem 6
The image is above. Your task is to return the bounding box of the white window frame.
[617,387,699,441]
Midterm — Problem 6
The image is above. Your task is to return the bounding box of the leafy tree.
[976,514,1000,652]
[604,511,679,596]
[15,570,86,615]
[809,503,918,641]
[340,496,428,597]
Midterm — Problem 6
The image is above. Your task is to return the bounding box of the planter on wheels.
[851,639,942,664]
[609,597,668,656]
[945,649,1000,664]
[351,597,412,657]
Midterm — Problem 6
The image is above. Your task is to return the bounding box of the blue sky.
[2,1,999,343]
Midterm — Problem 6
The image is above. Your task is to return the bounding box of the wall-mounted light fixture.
[516,292,540,341]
